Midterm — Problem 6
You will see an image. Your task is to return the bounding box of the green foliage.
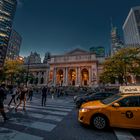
[2,60,27,85]
[100,47,140,85]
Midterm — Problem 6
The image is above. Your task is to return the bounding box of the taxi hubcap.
[93,116,106,129]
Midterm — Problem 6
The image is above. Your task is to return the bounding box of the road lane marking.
[114,129,136,140]
[25,104,72,112]
[8,105,69,116]
[26,112,63,122]
[11,120,56,132]
[27,108,68,116]
[0,127,43,140]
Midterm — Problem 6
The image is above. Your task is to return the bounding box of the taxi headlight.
[80,108,89,112]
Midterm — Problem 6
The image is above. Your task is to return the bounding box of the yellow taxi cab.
[78,86,140,130]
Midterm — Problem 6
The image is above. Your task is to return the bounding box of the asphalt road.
[0,94,139,140]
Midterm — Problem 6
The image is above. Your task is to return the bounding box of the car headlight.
[80,108,90,112]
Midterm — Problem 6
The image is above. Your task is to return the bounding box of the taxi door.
[110,96,140,128]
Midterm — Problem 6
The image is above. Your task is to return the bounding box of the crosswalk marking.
[43,114,63,122]
[23,112,63,122]
[1,97,74,139]
[25,104,72,112]
[2,97,139,140]
[26,107,69,116]
[114,129,136,140]
[10,118,56,132]
[0,127,43,140]
[45,104,74,109]
[28,102,75,108]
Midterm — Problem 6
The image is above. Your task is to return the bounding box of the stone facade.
[26,48,105,87]
[24,63,49,86]
[48,48,104,87]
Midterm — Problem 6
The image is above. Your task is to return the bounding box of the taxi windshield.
[101,94,122,105]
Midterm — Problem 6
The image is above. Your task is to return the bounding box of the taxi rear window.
[101,94,122,105]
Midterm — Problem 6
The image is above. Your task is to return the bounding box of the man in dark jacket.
[0,84,8,122]
[42,86,48,106]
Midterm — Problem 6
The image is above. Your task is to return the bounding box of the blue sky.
[13,0,140,58]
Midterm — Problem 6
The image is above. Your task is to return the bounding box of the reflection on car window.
[118,96,140,107]
[101,94,121,105]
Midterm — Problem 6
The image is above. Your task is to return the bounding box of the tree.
[100,47,140,85]
[3,60,26,85]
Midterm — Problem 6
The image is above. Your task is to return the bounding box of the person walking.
[8,85,18,107]
[56,86,60,98]
[41,86,47,106]
[15,85,28,111]
[0,84,9,122]
[50,86,55,99]
[28,87,33,101]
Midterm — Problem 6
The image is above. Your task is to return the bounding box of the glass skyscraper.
[0,0,17,69]
[6,29,22,60]
[123,6,140,46]
[111,26,124,56]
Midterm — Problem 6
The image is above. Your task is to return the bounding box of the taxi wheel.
[92,115,108,130]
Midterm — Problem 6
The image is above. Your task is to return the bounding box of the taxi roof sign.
[119,86,140,94]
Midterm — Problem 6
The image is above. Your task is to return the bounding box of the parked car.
[76,92,116,108]
[74,91,95,102]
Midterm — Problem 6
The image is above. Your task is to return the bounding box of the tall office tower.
[6,29,22,60]
[111,25,124,55]
[0,0,17,69]
[89,46,105,57]
[123,6,140,46]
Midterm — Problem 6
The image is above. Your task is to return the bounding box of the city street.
[0,94,139,140]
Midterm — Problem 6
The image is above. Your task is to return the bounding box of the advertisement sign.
[119,86,140,93]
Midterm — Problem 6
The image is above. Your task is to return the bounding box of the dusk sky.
[14,0,140,58]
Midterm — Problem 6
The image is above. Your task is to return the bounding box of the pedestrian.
[41,86,47,106]
[8,85,18,107]
[0,84,9,122]
[28,87,33,101]
[50,86,55,99]
[15,85,28,111]
[56,86,60,98]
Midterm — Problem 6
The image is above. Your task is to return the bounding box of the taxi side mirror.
[113,103,120,107]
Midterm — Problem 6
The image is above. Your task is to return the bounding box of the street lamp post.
[26,55,30,87]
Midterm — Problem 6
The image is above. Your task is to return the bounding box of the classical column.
[78,67,81,86]
[89,67,91,86]
[62,68,65,86]
[53,67,56,86]
[38,72,41,85]
[76,67,78,86]
[65,67,68,86]
[46,69,49,85]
